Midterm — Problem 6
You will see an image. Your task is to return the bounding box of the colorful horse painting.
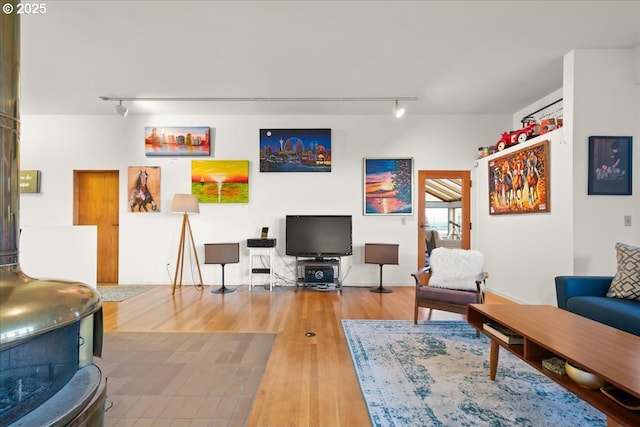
[488,140,549,215]
[130,169,157,212]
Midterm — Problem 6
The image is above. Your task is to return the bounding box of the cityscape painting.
[145,126,211,156]
[191,160,249,203]
[259,128,331,172]
[363,158,413,215]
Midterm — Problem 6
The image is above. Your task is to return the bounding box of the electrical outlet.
[624,216,631,227]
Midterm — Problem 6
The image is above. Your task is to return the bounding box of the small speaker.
[364,243,399,265]
[204,243,239,264]
[247,238,276,248]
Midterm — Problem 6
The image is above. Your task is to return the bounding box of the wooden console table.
[467,304,640,427]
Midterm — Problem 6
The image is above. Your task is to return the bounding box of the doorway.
[73,170,119,283]
[417,170,471,268]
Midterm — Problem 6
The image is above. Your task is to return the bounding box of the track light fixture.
[100,96,417,116]
[114,100,128,117]
[393,100,406,119]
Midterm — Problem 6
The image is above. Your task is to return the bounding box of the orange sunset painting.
[364,158,413,215]
[192,160,249,203]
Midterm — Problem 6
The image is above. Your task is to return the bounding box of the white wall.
[18,48,639,304]
[472,47,639,304]
[474,130,574,304]
[568,49,640,274]
[19,113,507,286]
[20,225,97,287]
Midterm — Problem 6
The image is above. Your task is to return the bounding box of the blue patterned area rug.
[342,320,606,427]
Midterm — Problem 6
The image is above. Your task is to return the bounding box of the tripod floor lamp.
[171,193,204,295]
[365,243,399,294]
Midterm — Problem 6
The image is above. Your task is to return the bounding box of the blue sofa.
[555,276,640,337]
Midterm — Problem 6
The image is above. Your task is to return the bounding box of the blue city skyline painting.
[259,128,332,172]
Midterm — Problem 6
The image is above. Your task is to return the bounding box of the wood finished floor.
[103,284,514,426]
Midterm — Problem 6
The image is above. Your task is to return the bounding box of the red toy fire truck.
[494,118,538,151]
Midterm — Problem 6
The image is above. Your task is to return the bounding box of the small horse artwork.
[490,167,504,207]
[511,158,526,208]
[525,151,540,207]
[488,140,549,215]
[501,162,514,207]
[128,167,160,212]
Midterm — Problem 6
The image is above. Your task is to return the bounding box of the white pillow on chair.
[428,247,485,291]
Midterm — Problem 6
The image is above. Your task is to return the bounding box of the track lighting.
[393,100,405,119]
[100,96,417,117]
[114,100,128,117]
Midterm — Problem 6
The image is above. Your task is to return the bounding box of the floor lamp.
[365,243,399,294]
[171,194,204,295]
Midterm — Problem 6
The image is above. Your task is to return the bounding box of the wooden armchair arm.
[411,266,431,288]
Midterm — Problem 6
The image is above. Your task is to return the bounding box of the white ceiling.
[17,0,640,116]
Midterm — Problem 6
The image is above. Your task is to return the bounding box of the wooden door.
[74,170,119,283]
[417,170,471,268]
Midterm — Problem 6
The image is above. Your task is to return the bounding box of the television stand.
[295,257,342,293]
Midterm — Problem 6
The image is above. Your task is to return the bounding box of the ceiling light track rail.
[99,96,418,102]
[99,96,418,118]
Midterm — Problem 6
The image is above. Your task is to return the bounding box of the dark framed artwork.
[363,158,413,215]
[488,140,550,215]
[588,136,632,195]
[259,128,331,172]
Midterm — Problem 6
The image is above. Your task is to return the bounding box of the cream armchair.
[412,247,485,324]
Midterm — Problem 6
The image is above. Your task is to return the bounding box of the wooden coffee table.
[467,304,640,427]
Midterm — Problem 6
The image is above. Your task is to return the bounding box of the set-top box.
[304,267,334,283]
[247,238,276,248]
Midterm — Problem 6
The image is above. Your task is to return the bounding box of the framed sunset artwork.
[191,160,249,203]
[363,158,413,215]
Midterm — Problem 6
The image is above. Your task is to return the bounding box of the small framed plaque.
[20,170,41,193]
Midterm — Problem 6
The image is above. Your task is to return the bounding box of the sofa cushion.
[567,296,640,336]
[607,242,640,301]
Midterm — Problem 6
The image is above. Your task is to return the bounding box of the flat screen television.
[286,215,352,258]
